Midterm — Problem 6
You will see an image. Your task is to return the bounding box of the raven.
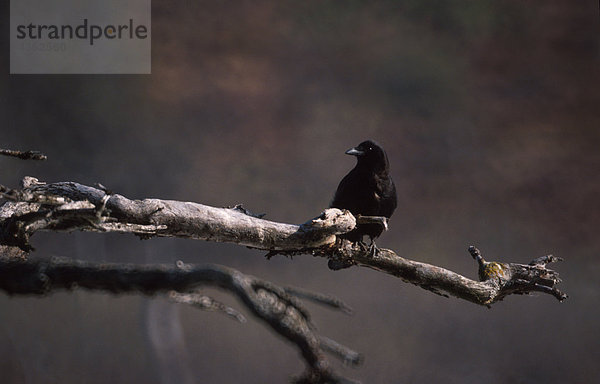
[330,140,397,250]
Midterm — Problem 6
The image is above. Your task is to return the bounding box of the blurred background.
[1,1,599,383]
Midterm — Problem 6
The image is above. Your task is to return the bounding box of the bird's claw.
[356,239,379,257]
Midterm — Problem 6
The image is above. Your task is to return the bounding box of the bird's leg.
[368,237,379,257]
[357,238,369,252]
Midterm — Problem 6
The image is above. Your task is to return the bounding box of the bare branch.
[0,178,566,306]
[284,286,354,315]
[0,178,355,252]
[322,242,566,306]
[318,336,363,367]
[0,255,359,383]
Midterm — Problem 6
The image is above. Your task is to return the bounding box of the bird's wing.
[374,174,397,218]
[330,170,361,212]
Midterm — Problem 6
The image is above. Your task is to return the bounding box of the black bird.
[330,140,397,250]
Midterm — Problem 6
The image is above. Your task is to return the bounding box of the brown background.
[1,1,599,383]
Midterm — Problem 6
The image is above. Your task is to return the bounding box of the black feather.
[330,140,397,242]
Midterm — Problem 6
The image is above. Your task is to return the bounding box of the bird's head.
[345,140,389,171]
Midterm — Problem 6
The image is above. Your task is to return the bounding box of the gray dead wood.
[0,255,359,383]
[0,177,566,306]
[0,177,355,252]
[0,148,47,161]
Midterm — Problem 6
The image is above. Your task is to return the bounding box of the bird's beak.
[345,147,364,156]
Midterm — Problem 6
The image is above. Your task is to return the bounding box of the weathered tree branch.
[340,244,566,306]
[0,177,355,252]
[0,148,47,160]
[0,255,358,383]
[0,177,566,306]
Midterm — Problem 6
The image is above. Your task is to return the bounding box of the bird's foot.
[355,239,379,257]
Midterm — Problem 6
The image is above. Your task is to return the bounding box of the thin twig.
[285,285,354,314]
[169,291,247,323]
[0,149,47,161]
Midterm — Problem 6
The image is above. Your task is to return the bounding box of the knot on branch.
[266,209,357,259]
[299,208,356,237]
[325,239,360,270]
